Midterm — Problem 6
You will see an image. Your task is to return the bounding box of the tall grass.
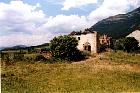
[1,51,140,93]
[101,50,140,65]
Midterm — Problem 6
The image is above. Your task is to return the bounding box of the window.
[78,37,80,40]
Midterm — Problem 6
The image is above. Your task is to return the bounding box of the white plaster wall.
[73,32,99,53]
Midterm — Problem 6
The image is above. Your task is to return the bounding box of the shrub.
[114,37,139,52]
[99,44,107,52]
[35,55,47,61]
[13,53,24,62]
[50,35,84,61]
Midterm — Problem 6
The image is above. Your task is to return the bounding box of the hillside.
[90,7,140,39]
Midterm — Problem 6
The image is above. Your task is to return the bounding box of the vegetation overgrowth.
[114,37,139,53]
[50,35,85,61]
[1,50,140,93]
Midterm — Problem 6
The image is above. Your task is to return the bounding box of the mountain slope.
[90,7,140,39]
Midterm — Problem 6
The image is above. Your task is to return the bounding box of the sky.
[0,0,140,47]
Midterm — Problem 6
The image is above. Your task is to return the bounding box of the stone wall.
[73,32,100,53]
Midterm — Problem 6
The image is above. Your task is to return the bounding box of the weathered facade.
[99,34,111,46]
[71,31,100,53]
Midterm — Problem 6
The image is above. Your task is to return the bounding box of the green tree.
[114,37,139,52]
[50,35,84,61]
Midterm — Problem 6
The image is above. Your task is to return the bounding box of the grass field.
[1,51,140,93]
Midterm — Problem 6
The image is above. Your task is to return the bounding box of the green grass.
[1,51,140,93]
[100,50,140,65]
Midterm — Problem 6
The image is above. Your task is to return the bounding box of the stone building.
[70,31,100,53]
[99,34,111,46]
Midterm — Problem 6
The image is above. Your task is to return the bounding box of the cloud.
[128,0,140,8]
[61,0,98,10]
[0,33,53,47]
[0,0,140,47]
[0,1,47,47]
[0,1,90,47]
[88,0,140,24]
[40,15,90,34]
[0,1,46,35]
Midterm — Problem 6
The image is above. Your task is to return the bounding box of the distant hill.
[30,43,49,49]
[0,47,7,50]
[1,43,49,51]
[0,45,28,51]
[36,43,49,48]
[90,7,140,39]
[13,45,27,49]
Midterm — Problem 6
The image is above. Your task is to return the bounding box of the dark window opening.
[84,45,91,51]
[88,45,91,51]
[78,37,80,40]
[84,46,87,50]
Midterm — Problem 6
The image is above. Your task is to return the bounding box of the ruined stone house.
[99,34,111,46]
[70,31,100,53]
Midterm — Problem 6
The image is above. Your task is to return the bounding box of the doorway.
[83,42,91,51]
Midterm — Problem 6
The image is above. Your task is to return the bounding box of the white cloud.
[61,0,98,10]
[0,1,45,21]
[0,0,140,47]
[0,1,47,47]
[0,1,46,34]
[128,0,140,8]
[0,33,53,47]
[40,15,90,34]
[0,1,90,47]
[88,0,140,24]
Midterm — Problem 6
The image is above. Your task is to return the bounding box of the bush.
[50,35,84,61]
[114,37,139,52]
[13,53,24,61]
[82,50,91,57]
[35,55,47,61]
[99,44,107,52]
